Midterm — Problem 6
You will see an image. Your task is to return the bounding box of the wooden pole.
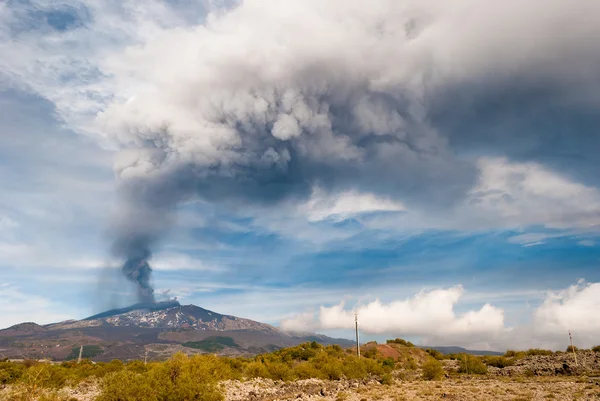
[77,345,83,364]
[569,330,578,367]
[354,311,360,358]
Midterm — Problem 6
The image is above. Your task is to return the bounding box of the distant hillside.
[421,345,503,356]
[0,302,354,361]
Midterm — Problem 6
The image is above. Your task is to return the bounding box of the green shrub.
[0,361,26,384]
[504,348,553,358]
[458,355,487,374]
[243,361,270,379]
[97,371,158,401]
[1,341,399,396]
[293,361,324,380]
[380,373,394,385]
[592,345,600,353]
[566,345,578,353]
[382,358,395,369]
[362,348,379,359]
[422,358,444,380]
[425,348,444,360]
[483,356,515,368]
[265,361,294,381]
[386,338,415,347]
[404,356,418,370]
[98,353,226,401]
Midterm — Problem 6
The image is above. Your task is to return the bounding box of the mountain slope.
[421,345,503,356]
[0,302,353,361]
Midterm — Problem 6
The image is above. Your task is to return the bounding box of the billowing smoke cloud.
[3,0,600,299]
[91,0,600,299]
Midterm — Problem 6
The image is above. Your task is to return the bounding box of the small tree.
[422,358,444,380]
[458,354,487,374]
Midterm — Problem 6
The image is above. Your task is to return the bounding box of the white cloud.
[281,286,507,347]
[152,252,224,271]
[282,281,600,351]
[466,157,600,229]
[301,187,405,222]
[530,280,600,349]
[360,157,600,235]
[0,240,108,270]
[0,283,74,329]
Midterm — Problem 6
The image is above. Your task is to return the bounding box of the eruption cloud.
[91,0,600,300]
[110,176,179,304]
[121,252,155,304]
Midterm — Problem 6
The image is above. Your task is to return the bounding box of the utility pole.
[569,330,578,367]
[354,311,360,358]
[77,345,83,364]
[144,350,148,366]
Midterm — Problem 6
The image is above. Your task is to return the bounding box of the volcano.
[83,300,182,321]
[0,303,353,361]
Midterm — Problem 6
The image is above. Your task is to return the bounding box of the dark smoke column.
[121,250,155,304]
[110,175,174,305]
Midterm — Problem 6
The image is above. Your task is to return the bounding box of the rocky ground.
[3,375,600,401]
[0,379,100,401]
[492,350,600,376]
[220,376,600,401]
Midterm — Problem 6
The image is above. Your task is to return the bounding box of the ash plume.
[121,252,154,304]
[95,0,600,298]
[110,177,180,304]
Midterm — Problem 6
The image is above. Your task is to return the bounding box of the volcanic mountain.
[0,302,353,361]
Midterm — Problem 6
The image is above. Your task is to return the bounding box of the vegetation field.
[1,339,599,400]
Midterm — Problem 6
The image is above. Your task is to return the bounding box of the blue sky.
[1,0,600,351]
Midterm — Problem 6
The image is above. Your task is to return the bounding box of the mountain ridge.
[0,302,354,361]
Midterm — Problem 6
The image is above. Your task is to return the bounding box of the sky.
[1,0,600,351]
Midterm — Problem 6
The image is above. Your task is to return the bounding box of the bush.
[425,348,444,360]
[566,345,578,353]
[592,345,600,353]
[97,371,158,401]
[0,361,26,384]
[504,348,553,358]
[458,355,487,374]
[422,358,444,380]
[404,356,418,370]
[386,338,415,347]
[243,361,270,379]
[380,373,394,385]
[382,358,395,369]
[98,353,227,401]
[265,361,294,381]
[362,348,379,359]
[483,356,515,368]
[1,341,398,397]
